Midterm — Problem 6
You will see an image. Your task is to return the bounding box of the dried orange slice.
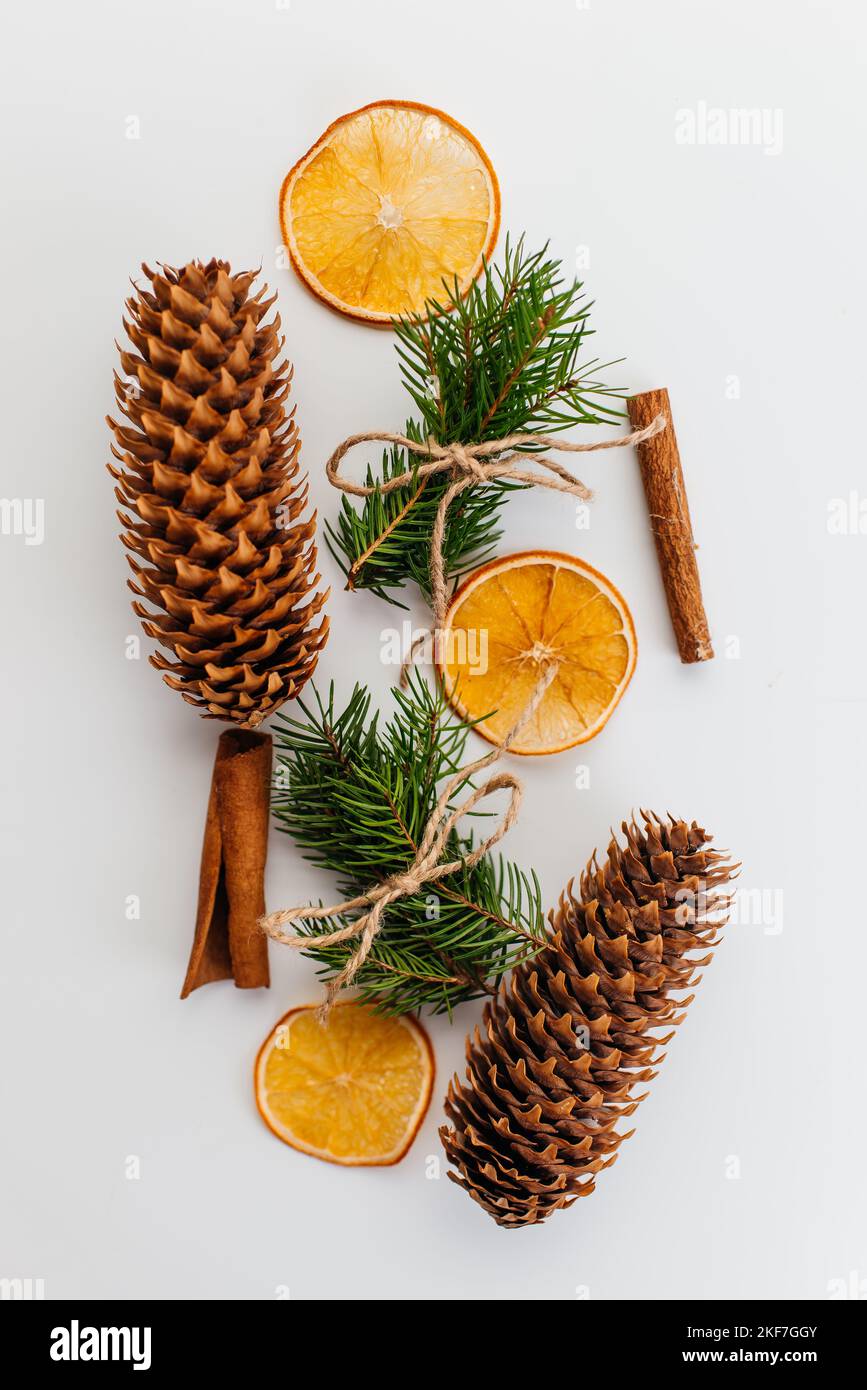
[279,99,500,324]
[254,1002,434,1166]
[437,551,637,756]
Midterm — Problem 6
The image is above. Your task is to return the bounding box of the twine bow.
[325,417,667,636]
[261,665,557,1021]
[260,413,668,1017]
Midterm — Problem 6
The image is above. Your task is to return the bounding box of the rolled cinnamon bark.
[627,388,713,663]
[181,729,272,996]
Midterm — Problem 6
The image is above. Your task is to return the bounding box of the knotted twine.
[261,663,557,1021]
[259,413,667,1018]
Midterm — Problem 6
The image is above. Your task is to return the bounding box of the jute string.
[259,414,667,1018]
[260,664,556,1021]
[325,418,666,642]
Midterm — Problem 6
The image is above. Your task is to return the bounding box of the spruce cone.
[440,814,735,1228]
[108,259,328,726]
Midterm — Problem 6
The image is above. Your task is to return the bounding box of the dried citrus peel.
[279,100,500,323]
[437,551,637,755]
[255,1002,434,1166]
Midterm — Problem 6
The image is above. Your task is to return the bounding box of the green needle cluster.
[271,674,545,1016]
[325,236,625,606]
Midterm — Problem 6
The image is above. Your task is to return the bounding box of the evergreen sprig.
[325,237,625,605]
[271,673,545,1016]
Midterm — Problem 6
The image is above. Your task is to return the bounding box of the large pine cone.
[108,259,328,726]
[440,814,735,1228]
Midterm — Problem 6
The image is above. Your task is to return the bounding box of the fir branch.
[325,436,512,608]
[326,237,626,603]
[271,673,545,1016]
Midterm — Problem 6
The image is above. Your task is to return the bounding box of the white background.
[2,0,865,1301]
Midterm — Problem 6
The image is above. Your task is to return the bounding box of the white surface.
[1,0,864,1301]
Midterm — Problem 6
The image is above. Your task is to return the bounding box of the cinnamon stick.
[627,388,713,663]
[181,729,272,997]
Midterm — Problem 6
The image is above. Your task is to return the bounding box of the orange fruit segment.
[437,551,637,756]
[279,100,500,324]
[254,1003,434,1166]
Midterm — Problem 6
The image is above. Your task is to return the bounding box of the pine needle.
[325,236,626,604]
[271,673,546,1016]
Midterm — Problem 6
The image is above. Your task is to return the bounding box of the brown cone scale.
[108,259,328,726]
[440,813,737,1228]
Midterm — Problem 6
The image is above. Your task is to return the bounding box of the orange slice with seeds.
[279,100,500,324]
[437,551,637,756]
[255,1002,434,1166]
